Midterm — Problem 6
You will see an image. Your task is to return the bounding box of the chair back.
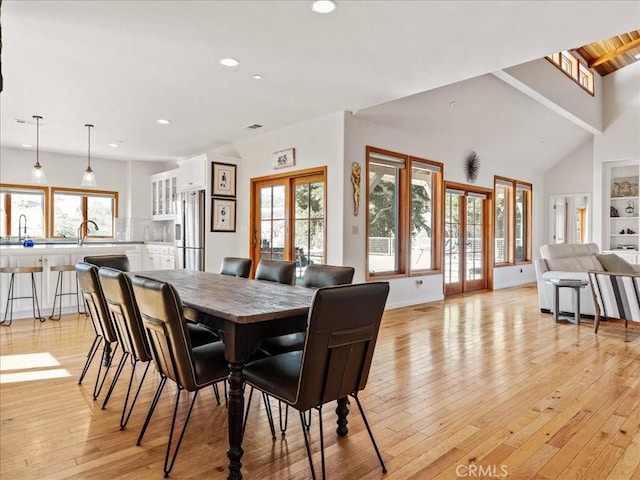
[98,267,152,362]
[589,270,640,323]
[131,276,200,391]
[220,257,252,278]
[84,254,130,272]
[301,264,355,289]
[255,259,296,285]
[76,262,118,343]
[294,282,389,411]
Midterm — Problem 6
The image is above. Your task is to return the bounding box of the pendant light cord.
[34,115,42,167]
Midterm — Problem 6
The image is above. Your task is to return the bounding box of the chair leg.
[163,388,199,478]
[278,399,289,435]
[49,271,63,320]
[300,410,318,480]
[351,393,387,474]
[213,383,221,405]
[120,360,152,430]
[1,273,16,326]
[101,351,130,410]
[93,343,119,401]
[78,335,102,384]
[242,387,276,439]
[594,312,601,333]
[30,272,44,322]
[137,376,168,446]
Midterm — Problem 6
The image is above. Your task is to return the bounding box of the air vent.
[15,118,36,125]
[244,124,263,130]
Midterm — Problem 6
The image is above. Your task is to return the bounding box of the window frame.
[366,146,443,280]
[546,50,595,96]
[50,187,119,239]
[0,183,49,239]
[494,176,532,267]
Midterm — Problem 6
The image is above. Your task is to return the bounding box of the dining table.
[132,269,351,480]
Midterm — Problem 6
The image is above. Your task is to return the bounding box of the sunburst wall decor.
[465,151,480,183]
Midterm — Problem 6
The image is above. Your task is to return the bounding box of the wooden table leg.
[336,397,349,437]
[226,361,244,480]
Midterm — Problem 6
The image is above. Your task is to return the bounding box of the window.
[546,50,594,95]
[0,184,48,238]
[367,147,443,278]
[51,188,118,238]
[494,176,532,265]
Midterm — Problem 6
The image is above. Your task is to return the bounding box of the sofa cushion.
[596,253,636,273]
[544,255,602,272]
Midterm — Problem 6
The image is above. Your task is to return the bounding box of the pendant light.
[30,115,48,184]
[81,123,97,187]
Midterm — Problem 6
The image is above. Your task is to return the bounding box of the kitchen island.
[0,242,142,321]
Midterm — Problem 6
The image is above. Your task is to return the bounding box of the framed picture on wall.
[212,162,237,197]
[211,198,236,232]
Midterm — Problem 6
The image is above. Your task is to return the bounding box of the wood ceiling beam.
[588,37,640,68]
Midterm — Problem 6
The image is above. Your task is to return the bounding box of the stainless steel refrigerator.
[175,190,205,270]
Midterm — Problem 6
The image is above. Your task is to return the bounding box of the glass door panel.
[293,179,325,283]
[258,184,286,260]
[444,191,462,295]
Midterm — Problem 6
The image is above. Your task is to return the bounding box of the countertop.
[0,242,141,254]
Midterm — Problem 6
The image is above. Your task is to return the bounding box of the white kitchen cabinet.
[0,253,73,319]
[143,244,175,270]
[151,169,178,220]
[177,154,206,191]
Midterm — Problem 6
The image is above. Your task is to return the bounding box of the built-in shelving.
[605,160,640,256]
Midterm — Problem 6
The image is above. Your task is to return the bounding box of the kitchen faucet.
[77,220,99,246]
[18,214,28,243]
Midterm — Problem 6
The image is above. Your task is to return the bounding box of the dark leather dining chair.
[220,257,252,278]
[260,264,356,356]
[131,275,229,478]
[76,262,120,401]
[254,259,296,285]
[255,264,357,434]
[84,254,130,272]
[244,282,390,480]
[98,267,222,429]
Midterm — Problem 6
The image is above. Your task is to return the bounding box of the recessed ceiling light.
[253,74,263,80]
[220,58,240,67]
[108,143,119,148]
[312,0,337,13]
[635,53,640,60]
[157,119,171,125]
[21,144,33,148]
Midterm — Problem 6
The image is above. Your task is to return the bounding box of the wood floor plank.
[1,283,640,479]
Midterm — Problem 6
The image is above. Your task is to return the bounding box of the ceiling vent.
[244,124,263,130]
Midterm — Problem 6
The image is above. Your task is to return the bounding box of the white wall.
[344,112,542,308]
[499,58,603,133]
[206,112,346,273]
[593,62,640,248]
[0,146,165,240]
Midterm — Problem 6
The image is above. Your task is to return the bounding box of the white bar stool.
[49,264,84,320]
[0,266,45,326]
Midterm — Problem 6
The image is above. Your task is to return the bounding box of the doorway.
[444,182,492,296]
[250,167,326,283]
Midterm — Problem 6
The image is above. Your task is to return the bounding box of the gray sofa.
[535,243,640,317]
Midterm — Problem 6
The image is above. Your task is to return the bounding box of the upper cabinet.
[177,154,207,192]
[605,160,640,256]
[151,169,178,220]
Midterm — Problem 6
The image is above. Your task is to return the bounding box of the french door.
[250,168,326,284]
[444,183,492,296]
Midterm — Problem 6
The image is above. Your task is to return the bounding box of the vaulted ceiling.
[575,29,640,76]
[0,1,638,165]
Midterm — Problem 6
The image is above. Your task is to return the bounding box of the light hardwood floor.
[1,283,639,480]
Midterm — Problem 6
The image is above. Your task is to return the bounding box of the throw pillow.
[596,253,636,273]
